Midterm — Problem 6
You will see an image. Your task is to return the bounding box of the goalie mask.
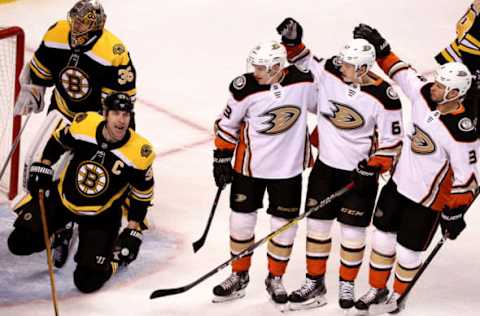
[68,0,106,47]
[339,38,376,74]
[247,40,287,83]
[434,62,472,104]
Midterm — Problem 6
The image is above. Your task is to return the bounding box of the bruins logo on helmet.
[258,106,301,135]
[324,101,364,129]
[410,124,435,154]
[141,144,153,158]
[76,161,109,197]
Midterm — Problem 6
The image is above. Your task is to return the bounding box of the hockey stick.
[150,182,354,299]
[38,189,60,316]
[0,113,31,182]
[192,187,223,253]
[369,235,447,315]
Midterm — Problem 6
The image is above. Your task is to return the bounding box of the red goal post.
[0,26,24,200]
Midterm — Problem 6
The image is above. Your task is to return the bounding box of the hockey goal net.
[0,26,24,201]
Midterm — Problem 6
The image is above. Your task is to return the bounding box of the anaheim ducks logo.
[76,161,109,197]
[323,101,364,129]
[410,124,435,154]
[258,106,301,135]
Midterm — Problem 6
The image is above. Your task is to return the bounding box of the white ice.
[1,0,479,315]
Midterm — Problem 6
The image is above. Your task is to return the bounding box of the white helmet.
[247,40,287,75]
[434,62,472,103]
[339,38,376,73]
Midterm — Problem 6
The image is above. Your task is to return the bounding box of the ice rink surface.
[1,0,479,315]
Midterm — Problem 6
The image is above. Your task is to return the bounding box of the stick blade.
[192,239,204,253]
[150,287,187,299]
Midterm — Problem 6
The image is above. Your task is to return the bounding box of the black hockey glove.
[351,159,380,196]
[113,228,143,266]
[213,149,234,188]
[353,23,391,58]
[440,206,467,240]
[27,162,53,195]
[276,17,303,46]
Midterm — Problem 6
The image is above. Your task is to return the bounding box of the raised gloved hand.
[353,23,391,58]
[351,159,380,195]
[113,228,143,266]
[440,206,467,240]
[27,162,53,195]
[276,17,303,46]
[213,149,234,188]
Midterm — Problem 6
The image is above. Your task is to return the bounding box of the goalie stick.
[150,182,353,299]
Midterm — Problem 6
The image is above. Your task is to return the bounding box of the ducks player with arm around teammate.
[211,40,318,306]
[353,23,480,313]
[276,18,403,312]
[8,93,154,293]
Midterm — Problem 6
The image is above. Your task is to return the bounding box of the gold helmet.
[68,0,106,47]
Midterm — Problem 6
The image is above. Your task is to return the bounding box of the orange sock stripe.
[232,254,252,273]
[393,276,409,295]
[369,265,392,289]
[268,255,288,277]
[340,264,361,282]
[306,256,327,277]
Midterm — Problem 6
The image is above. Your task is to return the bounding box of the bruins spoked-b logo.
[60,66,91,100]
[258,106,301,135]
[76,161,109,197]
[409,124,435,154]
[324,101,364,129]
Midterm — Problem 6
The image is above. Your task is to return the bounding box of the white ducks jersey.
[379,53,479,211]
[297,54,403,172]
[214,65,317,179]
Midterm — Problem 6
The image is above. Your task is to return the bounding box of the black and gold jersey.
[435,4,480,75]
[30,20,136,120]
[43,112,154,221]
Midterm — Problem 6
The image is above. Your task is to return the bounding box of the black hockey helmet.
[103,93,134,113]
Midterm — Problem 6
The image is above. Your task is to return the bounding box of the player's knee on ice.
[73,265,113,293]
[7,227,45,255]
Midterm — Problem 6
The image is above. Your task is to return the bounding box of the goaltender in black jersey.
[14,0,136,120]
[8,93,154,293]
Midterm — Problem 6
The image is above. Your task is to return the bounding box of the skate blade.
[288,295,327,311]
[212,289,246,303]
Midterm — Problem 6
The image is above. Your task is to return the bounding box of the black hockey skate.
[288,275,327,311]
[355,287,389,314]
[338,280,355,309]
[265,273,288,304]
[52,222,74,268]
[212,271,249,303]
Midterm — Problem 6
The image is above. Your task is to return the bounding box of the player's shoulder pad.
[229,73,269,102]
[42,20,70,45]
[440,104,478,143]
[69,112,103,138]
[90,28,131,67]
[118,132,156,170]
[282,64,314,86]
[362,79,402,110]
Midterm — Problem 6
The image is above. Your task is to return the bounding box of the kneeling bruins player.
[8,93,155,293]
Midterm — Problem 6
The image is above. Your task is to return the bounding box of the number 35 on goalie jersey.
[46,112,154,218]
[214,65,318,179]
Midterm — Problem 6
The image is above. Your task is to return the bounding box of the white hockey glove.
[13,64,46,115]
